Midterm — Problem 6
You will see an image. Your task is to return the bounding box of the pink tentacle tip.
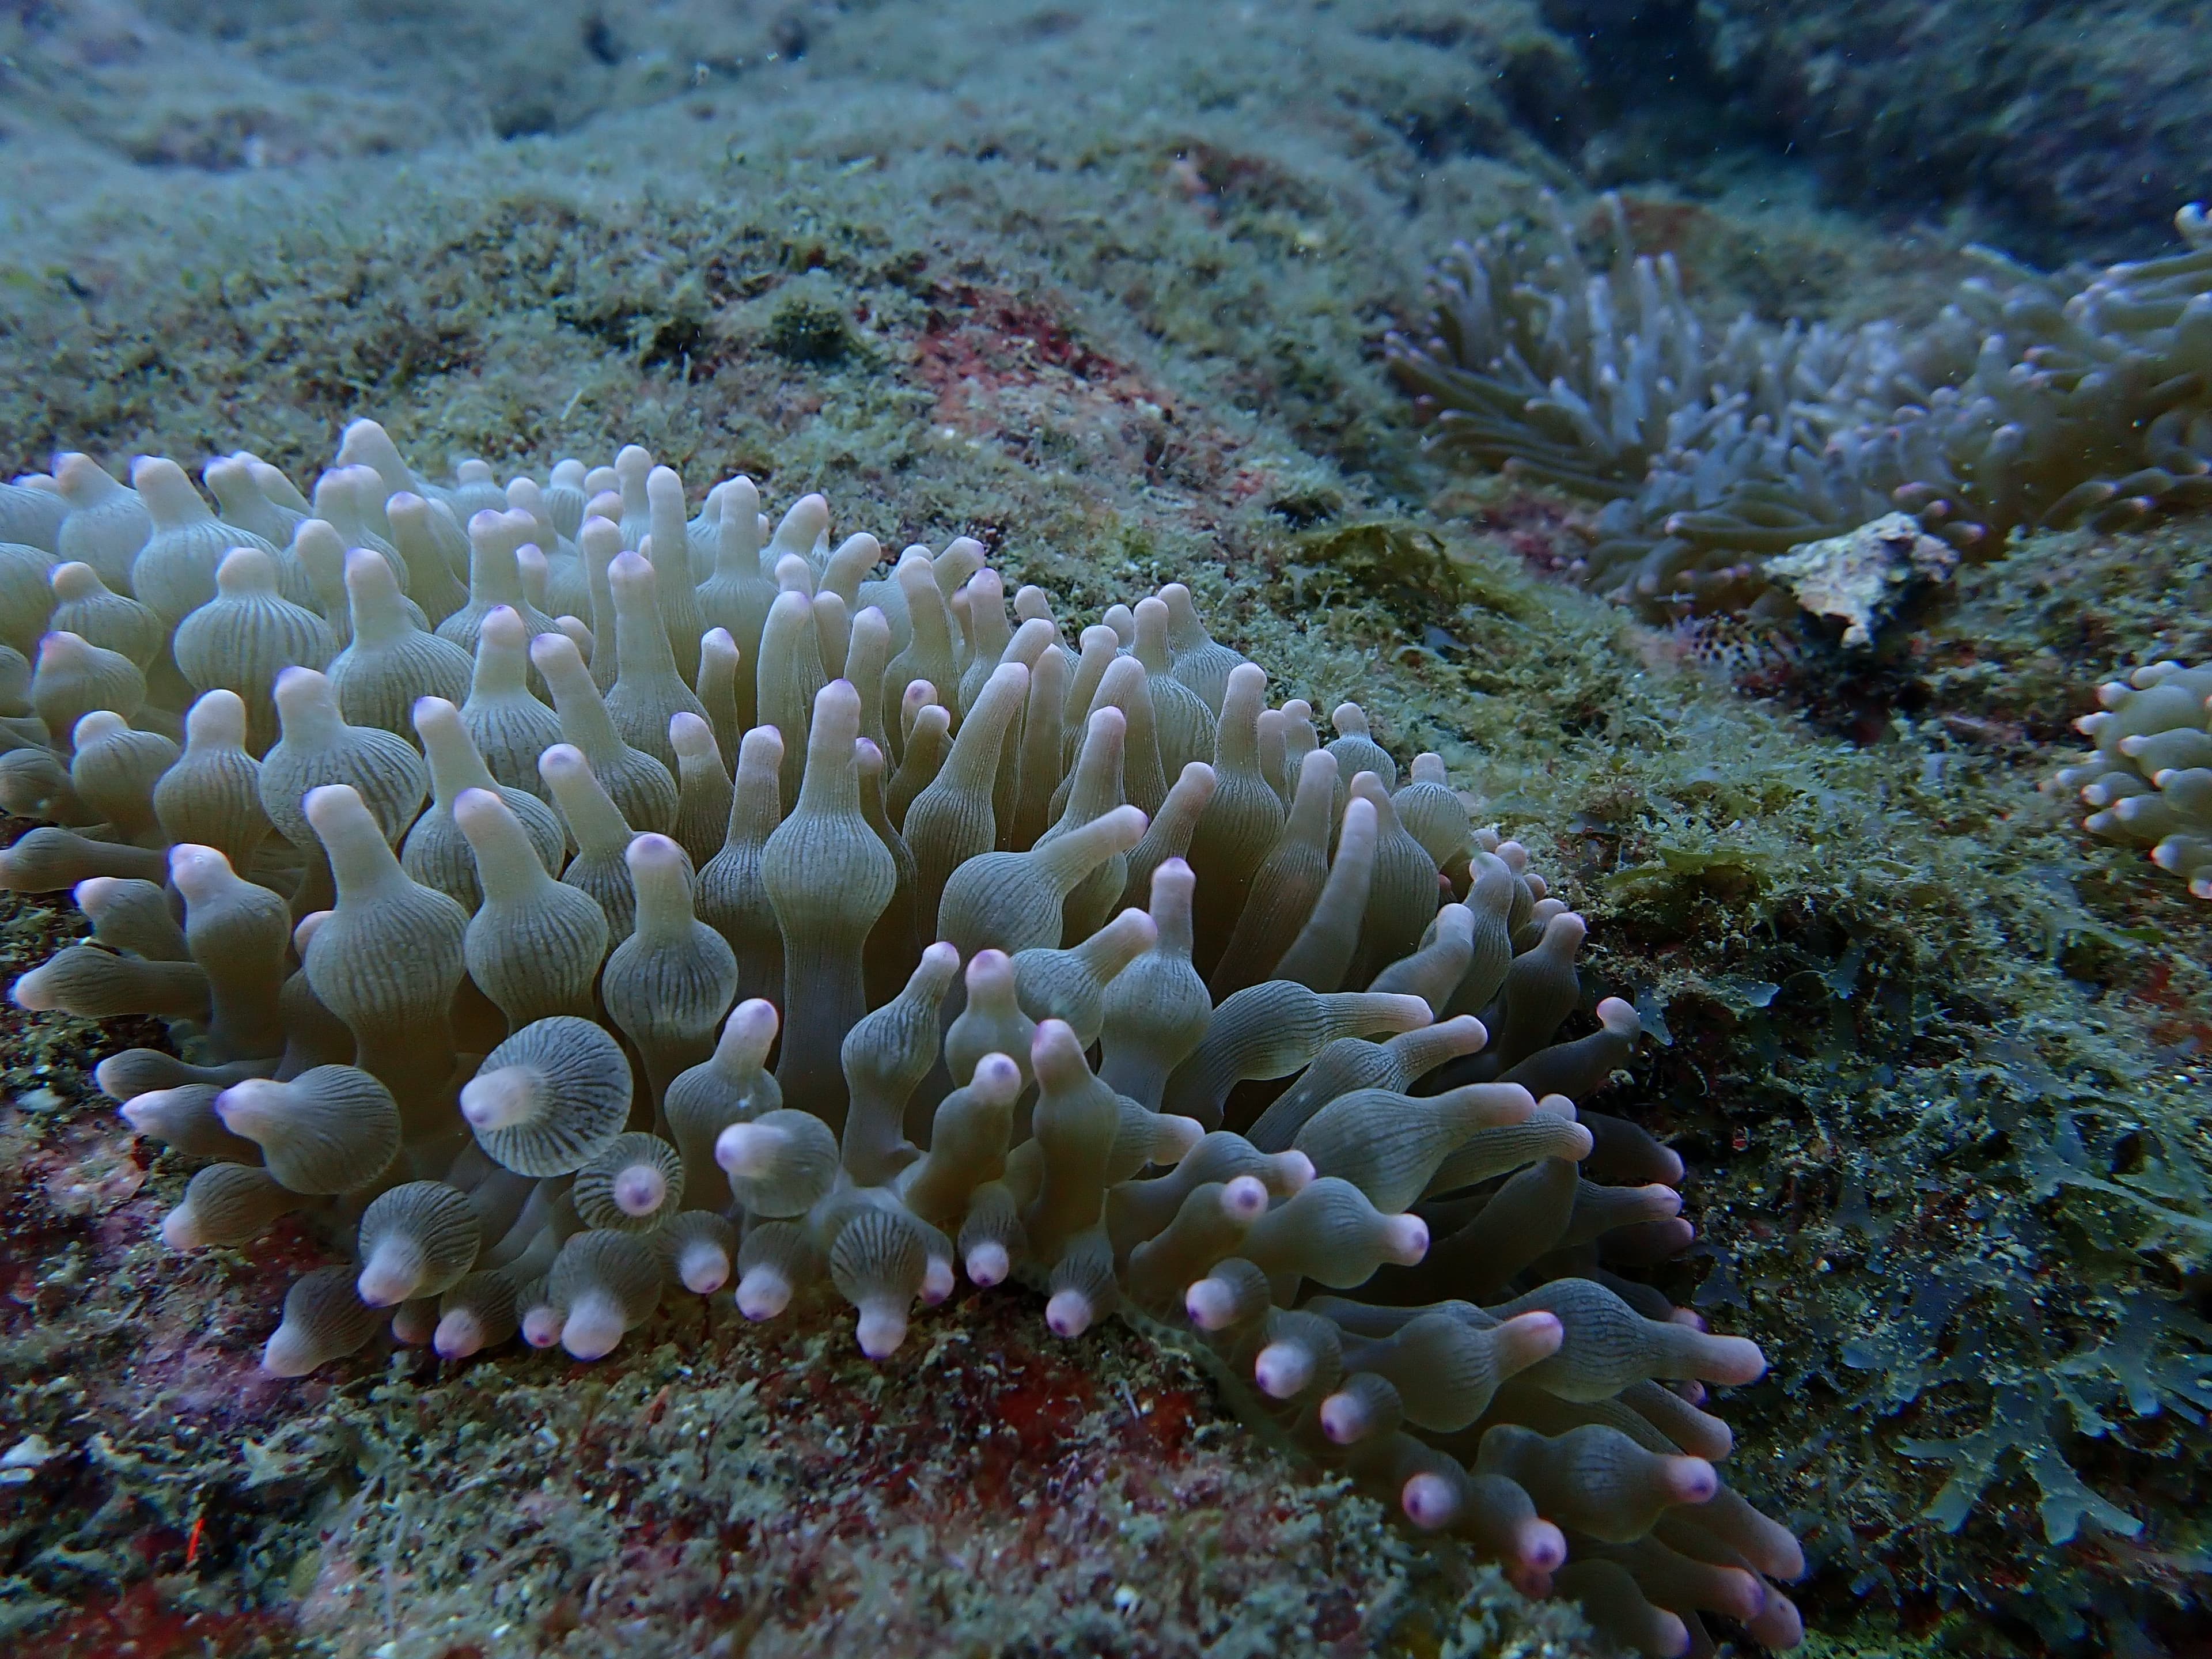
[1746,1590,1804,1649]
[964,1241,1010,1288]
[611,1165,666,1216]
[1044,1289,1095,1338]
[1664,1455,1719,1506]
[520,1307,565,1349]
[1318,1391,1369,1444]
[679,1249,730,1296]
[855,1301,908,1358]
[736,1268,792,1321]
[1252,1342,1311,1399]
[1709,1334,1768,1385]
[1504,1310,1565,1361]
[1184,1277,1238,1331]
[433,1312,484,1361]
[1221,1175,1269,1221]
[355,1257,415,1309]
[1382,1213,1429,1264]
[715,1121,779,1177]
[562,1299,625,1361]
[1713,1566,1768,1624]
[1398,1472,1458,1529]
[920,1256,956,1305]
[1516,1518,1566,1578]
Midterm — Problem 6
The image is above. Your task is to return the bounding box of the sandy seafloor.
[2,2,2210,1656]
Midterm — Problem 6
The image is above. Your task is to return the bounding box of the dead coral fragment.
[8,433,1801,1658]
[1760,512,1958,647]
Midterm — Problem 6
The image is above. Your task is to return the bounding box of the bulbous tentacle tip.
[1252,1340,1312,1399]
[1399,1471,1458,1530]
[964,1241,1010,1289]
[527,630,575,670]
[209,1077,271,1130]
[1706,1334,1768,1385]
[736,1266,793,1321]
[920,1256,956,1305]
[610,1163,669,1217]
[520,1306,565,1349]
[1221,1175,1269,1221]
[158,1204,206,1249]
[1184,1277,1237,1331]
[1641,1216,1696,1255]
[10,968,57,1012]
[1029,1017,1087,1082]
[678,1251,732,1297]
[855,1298,910,1358]
[714,1120,780,1179]
[1501,1309,1564,1364]
[1745,1590,1804,1649]
[434,1311,487,1361]
[1044,1287,1096,1338]
[969,1051,1022,1106]
[624,831,686,876]
[165,842,234,897]
[1594,995,1639,1034]
[259,1330,321,1378]
[1152,1113,1205,1164]
[459,1067,532,1134]
[301,782,367,836]
[1271,1150,1316,1192]
[1318,1390,1371,1445]
[73,875,122,910]
[1705,1565,1770,1624]
[450,786,506,836]
[1514,1517,1566,1580]
[1381,1213,1429,1265]
[720,997,781,1065]
[1662,1454,1719,1506]
[560,1296,628,1361]
[357,1260,418,1309]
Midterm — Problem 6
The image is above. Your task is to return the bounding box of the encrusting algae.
[0,421,1800,1656]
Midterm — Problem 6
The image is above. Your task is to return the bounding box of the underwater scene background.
[1,2,2209,1655]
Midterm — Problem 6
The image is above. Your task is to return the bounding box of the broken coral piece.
[1762,512,1957,647]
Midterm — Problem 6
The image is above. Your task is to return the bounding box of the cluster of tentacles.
[0,426,1801,1654]
[1388,192,2212,622]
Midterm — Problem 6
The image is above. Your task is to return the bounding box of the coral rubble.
[0,426,1800,1654]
